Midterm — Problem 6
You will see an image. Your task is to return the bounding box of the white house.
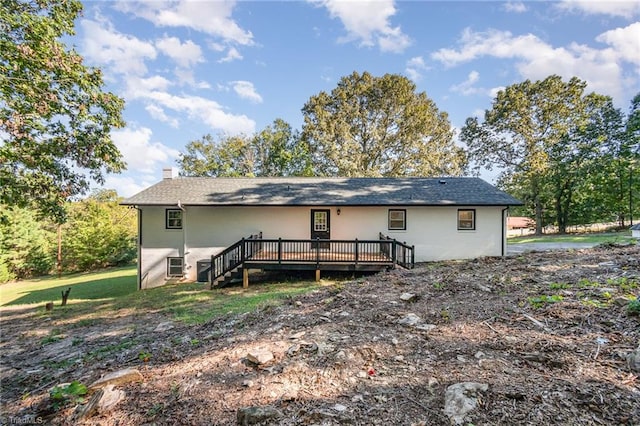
[121,170,522,289]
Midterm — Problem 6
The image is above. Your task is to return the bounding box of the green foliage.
[528,294,563,308]
[549,282,569,290]
[301,71,466,177]
[0,191,135,282]
[461,77,638,233]
[0,206,54,281]
[61,190,137,272]
[49,380,87,410]
[138,350,152,362]
[0,0,126,221]
[627,299,640,316]
[178,119,312,177]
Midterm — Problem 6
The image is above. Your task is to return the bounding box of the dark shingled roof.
[121,177,522,207]
[122,177,522,206]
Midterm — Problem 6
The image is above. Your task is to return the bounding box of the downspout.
[177,201,187,278]
[134,206,142,290]
[501,207,509,257]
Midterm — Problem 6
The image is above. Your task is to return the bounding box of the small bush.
[49,380,87,410]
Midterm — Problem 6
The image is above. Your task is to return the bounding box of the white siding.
[138,205,506,288]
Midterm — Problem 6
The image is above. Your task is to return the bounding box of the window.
[388,209,406,230]
[458,209,476,230]
[314,211,328,231]
[166,209,182,229]
[167,257,184,277]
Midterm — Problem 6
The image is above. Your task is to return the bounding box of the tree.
[460,75,599,234]
[0,0,126,221]
[178,119,312,177]
[60,189,137,272]
[252,119,313,177]
[547,95,629,231]
[178,134,255,177]
[301,71,466,177]
[625,93,640,224]
[0,205,54,281]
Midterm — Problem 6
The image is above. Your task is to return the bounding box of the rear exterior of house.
[121,172,522,289]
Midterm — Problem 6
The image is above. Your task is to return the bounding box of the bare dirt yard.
[1,244,639,425]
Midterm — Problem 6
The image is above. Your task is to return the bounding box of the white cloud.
[141,91,256,134]
[451,70,482,95]
[230,81,263,104]
[556,0,640,19]
[218,47,243,63]
[125,75,173,98]
[503,1,527,13]
[405,56,429,81]
[431,26,639,102]
[81,19,156,76]
[311,0,411,53]
[596,22,640,67]
[145,104,179,128]
[112,127,180,175]
[156,35,204,67]
[116,0,254,45]
[102,174,156,198]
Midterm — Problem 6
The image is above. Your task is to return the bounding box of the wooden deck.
[209,234,414,288]
[249,250,391,263]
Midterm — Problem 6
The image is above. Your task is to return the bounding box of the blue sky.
[73,1,640,196]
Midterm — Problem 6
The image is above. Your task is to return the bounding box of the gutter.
[501,207,509,257]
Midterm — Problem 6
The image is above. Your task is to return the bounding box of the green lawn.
[0,267,332,324]
[508,231,635,245]
[0,266,138,306]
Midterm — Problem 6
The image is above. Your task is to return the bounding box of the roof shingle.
[121,177,522,207]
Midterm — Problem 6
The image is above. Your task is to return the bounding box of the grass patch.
[1,267,333,326]
[160,280,324,324]
[508,231,634,245]
[528,294,563,308]
[0,266,137,306]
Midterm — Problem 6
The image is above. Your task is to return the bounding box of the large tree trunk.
[534,195,544,235]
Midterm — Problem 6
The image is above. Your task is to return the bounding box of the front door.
[311,209,330,248]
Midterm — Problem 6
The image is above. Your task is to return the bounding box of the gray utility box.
[196,260,211,283]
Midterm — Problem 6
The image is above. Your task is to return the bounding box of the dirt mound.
[1,245,639,425]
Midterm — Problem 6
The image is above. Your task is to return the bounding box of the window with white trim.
[167,257,184,277]
[388,209,406,230]
[166,209,182,229]
[457,209,476,230]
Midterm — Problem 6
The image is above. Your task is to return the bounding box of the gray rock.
[246,349,274,365]
[237,405,283,425]
[415,324,437,332]
[74,385,125,419]
[444,382,489,425]
[628,347,640,372]
[398,313,421,326]
[400,292,418,302]
[154,321,175,332]
[90,368,143,390]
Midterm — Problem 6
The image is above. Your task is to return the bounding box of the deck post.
[240,238,245,264]
[315,269,320,281]
[392,239,397,269]
[210,254,214,289]
[278,238,282,264]
[354,238,359,265]
[243,267,249,288]
[315,237,320,268]
[411,245,415,268]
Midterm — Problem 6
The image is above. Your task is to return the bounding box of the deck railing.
[210,232,262,284]
[379,233,415,269]
[210,233,414,285]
